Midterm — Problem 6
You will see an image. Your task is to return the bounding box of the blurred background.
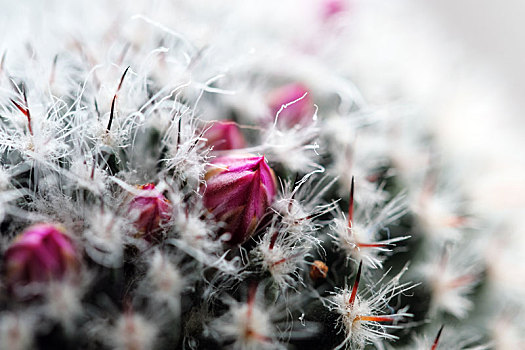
[414,0,525,221]
[427,0,525,115]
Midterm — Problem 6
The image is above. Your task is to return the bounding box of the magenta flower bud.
[268,83,315,128]
[4,224,79,294]
[128,183,172,241]
[322,0,347,20]
[203,155,277,244]
[203,121,246,151]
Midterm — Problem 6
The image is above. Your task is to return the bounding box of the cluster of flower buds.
[0,1,508,348]
[4,224,79,297]
[198,82,316,246]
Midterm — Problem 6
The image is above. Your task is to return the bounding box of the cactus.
[0,0,521,349]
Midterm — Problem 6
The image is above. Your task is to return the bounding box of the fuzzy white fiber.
[0,1,523,349]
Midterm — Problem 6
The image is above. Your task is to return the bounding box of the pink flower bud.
[268,83,315,128]
[203,155,277,244]
[322,0,347,20]
[128,183,172,241]
[203,121,246,151]
[4,224,79,294]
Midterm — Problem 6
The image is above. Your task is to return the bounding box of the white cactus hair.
[416,241,483,319]
[330,180,410,270]
[251,223,310,291]
[396,325,490,350]
[0,0,521,349]
[111,312,158,350]
[0,312,35,350]
[325,264,416,350]
[251,172,338,291]
[138,250,184,314]
[272,171,338,242]
[207,283,308,350]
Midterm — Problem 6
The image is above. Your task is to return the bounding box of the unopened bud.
[5,224,79,296]
[203,120,246,151]
[322,0,347,20]
[203,155,277,244]
[128,184,171,241]
[268,83,315,128]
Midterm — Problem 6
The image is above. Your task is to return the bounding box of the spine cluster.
[0,1,521,349]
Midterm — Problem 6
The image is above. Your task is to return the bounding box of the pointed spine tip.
[349,260,362,306]
[431,325,444,350]
[348,175,354,227]
[10,86,33,136]
[107,66,131,132]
